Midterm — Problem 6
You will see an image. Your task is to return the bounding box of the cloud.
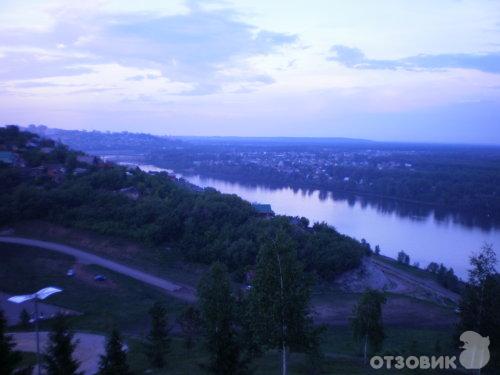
[0,2,297,96]
[328,45,500,73]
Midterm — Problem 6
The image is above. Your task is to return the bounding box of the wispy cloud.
[0,1,296,96]
[328,45,500,73]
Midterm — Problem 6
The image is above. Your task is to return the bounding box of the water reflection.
[128,163,499,278]
[180,174,499,279]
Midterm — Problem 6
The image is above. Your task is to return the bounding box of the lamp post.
[8,287,63,375]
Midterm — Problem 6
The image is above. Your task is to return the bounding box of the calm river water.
[134,164,499,279]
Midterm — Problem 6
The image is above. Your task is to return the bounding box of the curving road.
[0,236,196,302]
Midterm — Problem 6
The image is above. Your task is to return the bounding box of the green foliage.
[98,329,132,375]
[43,314,82,375]
[457,244,499,373]
[145,302,171,369]
[198,263,250,375]
[248,233,313,374]
[351,289,387,360]
[0,310,23,375]
[397,250,410,265]
[177,306,201,350]
[0,127,365,280]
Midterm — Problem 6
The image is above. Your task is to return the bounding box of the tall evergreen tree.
[458,243,499,373]
[145,302,170,368]
[351,289,386,363]
[98,329,131,375]
[248,233,313,375]
[177,306,201,350]
[44,314,82,375]
[198,262,249,375]
[0,310,22,375]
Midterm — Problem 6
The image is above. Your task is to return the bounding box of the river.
[130,164,500,279]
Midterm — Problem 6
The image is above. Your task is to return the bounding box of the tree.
[198,262,249,375]
[397,251,410,265]
[44,314,82,375]
[177,306,201,350]
[426,262,439,274]
[145,302,170,368]
[248,233,313,375]
[97,329,131,375]
[457,244,499,373]
[0,310,23,375]
[351,289,387,364]
[18,309,30,329]
[374,245,381,255]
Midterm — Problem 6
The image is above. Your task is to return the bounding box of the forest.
[26,126,500,222]
[0,126,366,281]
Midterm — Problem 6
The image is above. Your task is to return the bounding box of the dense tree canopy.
[0,127,365,280]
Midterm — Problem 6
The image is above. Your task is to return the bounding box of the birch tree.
[248,233,312,375]
[351,289,386,364]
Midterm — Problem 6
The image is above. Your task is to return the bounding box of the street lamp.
[8,287,63,375]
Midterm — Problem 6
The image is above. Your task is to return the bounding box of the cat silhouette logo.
[459,331,490,369]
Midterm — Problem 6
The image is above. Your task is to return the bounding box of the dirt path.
[372,258,460,304]
[10,331,105,374]
[0,236,196,302]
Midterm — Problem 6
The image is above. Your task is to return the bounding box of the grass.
[11,220,208,287]
[0,242,188,333]
[1,242,463,374]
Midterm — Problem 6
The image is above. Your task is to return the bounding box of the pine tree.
[351,289,386,364]
[248,232,313,375]
[0,310,22,375]
[44,314,82,375]
[145,302,170,368]
[98,329,131,375]
[198,262,249,375]
[177,306,201,350]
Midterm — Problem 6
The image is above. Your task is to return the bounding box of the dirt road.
[372,257,460,304]
[0,236,196,302]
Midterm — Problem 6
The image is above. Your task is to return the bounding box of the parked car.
[94,275,107,282]
[66,268,75,277]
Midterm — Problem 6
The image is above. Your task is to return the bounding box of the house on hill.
[252,203,275,217]
[119,186,140,200]
[0,151,17,165]
[0,151,25,167]
[77,155,96,165]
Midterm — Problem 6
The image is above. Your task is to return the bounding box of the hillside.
[0,125,366,280]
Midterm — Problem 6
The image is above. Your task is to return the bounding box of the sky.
[1,0,500,144]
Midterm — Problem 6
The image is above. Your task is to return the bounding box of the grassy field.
[1,242,462,374]
[10,220,209,287]
[0,242,187,333]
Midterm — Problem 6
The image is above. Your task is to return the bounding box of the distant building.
[0,151,17,165]
[77,155,96,165]
[46,164,66,183]
[73,167,88,175]
[0,151,25,167]
[252,203,274,217]
[40,147,54,154]
[119,186,140,200]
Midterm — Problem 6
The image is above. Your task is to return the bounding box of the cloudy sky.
[1,0,500,143]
